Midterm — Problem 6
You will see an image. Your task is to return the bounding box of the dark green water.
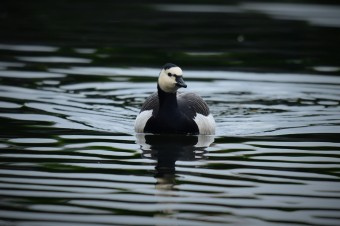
[1,1,340,226]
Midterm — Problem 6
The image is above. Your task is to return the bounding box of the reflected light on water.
[0,57,340,226]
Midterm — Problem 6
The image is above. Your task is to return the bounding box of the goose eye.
[167,73,172,77]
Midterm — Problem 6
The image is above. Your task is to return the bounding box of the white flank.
[134,110,153,133]
[194,113,216,135]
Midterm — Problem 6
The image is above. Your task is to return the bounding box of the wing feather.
[140,92,159,114]
[177,92,210,117]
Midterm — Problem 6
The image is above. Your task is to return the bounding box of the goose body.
[134,63,215,135]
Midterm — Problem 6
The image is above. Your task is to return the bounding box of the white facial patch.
[134,110,153,133]
[158,66,183,93]
[167,67,183,76]
[194,113,216,135]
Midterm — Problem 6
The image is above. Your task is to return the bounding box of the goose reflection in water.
[137,134,214,222]
[136,134,214,184]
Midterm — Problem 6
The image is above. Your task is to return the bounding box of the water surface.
[1,51,340,225]
[1,1,340,226]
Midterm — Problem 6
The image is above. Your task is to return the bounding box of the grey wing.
[177,92,210,117]
[140,92,159,113]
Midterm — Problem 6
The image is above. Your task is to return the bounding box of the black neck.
[157,84,177,109]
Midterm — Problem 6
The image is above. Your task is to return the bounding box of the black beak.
[175,76,187,88]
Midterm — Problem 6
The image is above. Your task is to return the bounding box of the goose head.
[158,63,187,93]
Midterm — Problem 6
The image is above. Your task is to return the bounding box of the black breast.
[141,92,201,134]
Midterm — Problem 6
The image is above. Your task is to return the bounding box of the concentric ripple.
[0,43,340,226]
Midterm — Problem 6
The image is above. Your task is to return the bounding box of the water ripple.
[1,54,340,226]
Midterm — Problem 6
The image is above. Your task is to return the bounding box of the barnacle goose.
[134,63,215,135]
